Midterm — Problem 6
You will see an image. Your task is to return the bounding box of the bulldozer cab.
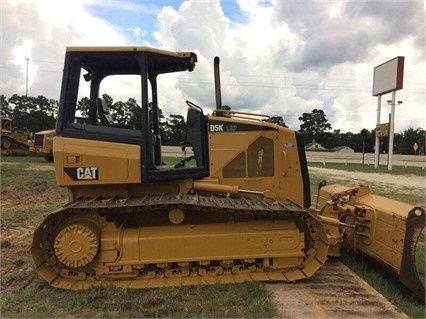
[56,47,209,183]
[1,117,13,132]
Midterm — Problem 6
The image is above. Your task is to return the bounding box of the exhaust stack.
[214,56,222,110]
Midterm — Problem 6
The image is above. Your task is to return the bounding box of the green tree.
[396,127,425,155]
[269,116,287,127]
[1,95,12,117]
[163,114,186,146]
[125,98,142,129]
[7,94,57,132]
[321,131,339,149]
[358,128,375,153]
[321,128,375,152]
[298,108,332,144]
[148,102,166,138]
[110,100,126,123]
[77,97,90,117]
[97,94,139,127]
[34,96,57,117]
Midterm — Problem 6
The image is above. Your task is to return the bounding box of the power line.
[1,63,424,94]
[178,78,424,94]
[0,63,62,74]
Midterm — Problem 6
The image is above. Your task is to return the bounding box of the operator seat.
[184,106,205,165]
[96,98,114,126]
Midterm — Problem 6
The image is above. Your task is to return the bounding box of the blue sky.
[1,0,425,133]
[84,1,166,43]
[84,0,246,44]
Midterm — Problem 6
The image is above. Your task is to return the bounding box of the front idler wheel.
[53,221,100,268]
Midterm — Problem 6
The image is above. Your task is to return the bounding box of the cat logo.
[77,167,98,180]
[63,167,99,181]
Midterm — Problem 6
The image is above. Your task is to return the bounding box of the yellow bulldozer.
[31,46,424,302]
[1,117,33,154]
[31,129,55,162]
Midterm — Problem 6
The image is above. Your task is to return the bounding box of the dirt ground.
[266,261,408,319]
[0,161,423,317]
[0,163,67,290]
[309,166,425,189]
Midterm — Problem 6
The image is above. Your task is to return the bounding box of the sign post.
[372,56,404,170]
[374,95,381,168]
[387,92,396,170]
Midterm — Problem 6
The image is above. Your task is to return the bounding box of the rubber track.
[31,193,329,290]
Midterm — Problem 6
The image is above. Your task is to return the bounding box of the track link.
[31,193,329,290]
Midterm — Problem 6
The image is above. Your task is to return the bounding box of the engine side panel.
[207,115,308,207]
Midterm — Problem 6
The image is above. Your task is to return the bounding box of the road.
[306,151,426,168]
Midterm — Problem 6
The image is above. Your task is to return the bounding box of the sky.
[1,0,425,133]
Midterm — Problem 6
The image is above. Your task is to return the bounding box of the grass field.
[0,156,424,318]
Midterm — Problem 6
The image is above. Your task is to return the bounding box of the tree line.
[1,94,424,155]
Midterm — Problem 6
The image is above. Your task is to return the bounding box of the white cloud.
[127,26,145,41]
[1,0,424,133]
[9,39,39,94]
[1,0,127,98]
[178,0,424,132]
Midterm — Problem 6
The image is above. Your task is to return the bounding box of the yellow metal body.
[1,117,32,150]
[31,46,424,302]
[207,113,306,204]
[31,129,55,160]
[54,137,141,187]
[33,114,329,290]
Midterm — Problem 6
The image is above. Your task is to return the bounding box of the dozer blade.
[398,207,425,302]
[317,183,425,302]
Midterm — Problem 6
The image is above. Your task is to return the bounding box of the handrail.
[212,109,271,122]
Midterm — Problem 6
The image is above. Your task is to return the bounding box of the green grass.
[1,156,424,318]
[1,156,55,185]
[0,156,62,225]
[163,155,197,167]
[1,203,63,225]
[0,277,277,318]
[1,166,55,185]
[1,155,48,164]
[308,161,425,176]
[163,156,184,165]
[340,251,425,319]
[308,161,426,206]
[416,234,426,288]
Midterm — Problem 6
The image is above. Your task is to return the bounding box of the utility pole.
[25,57,30,96]
[386,98,402,170]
